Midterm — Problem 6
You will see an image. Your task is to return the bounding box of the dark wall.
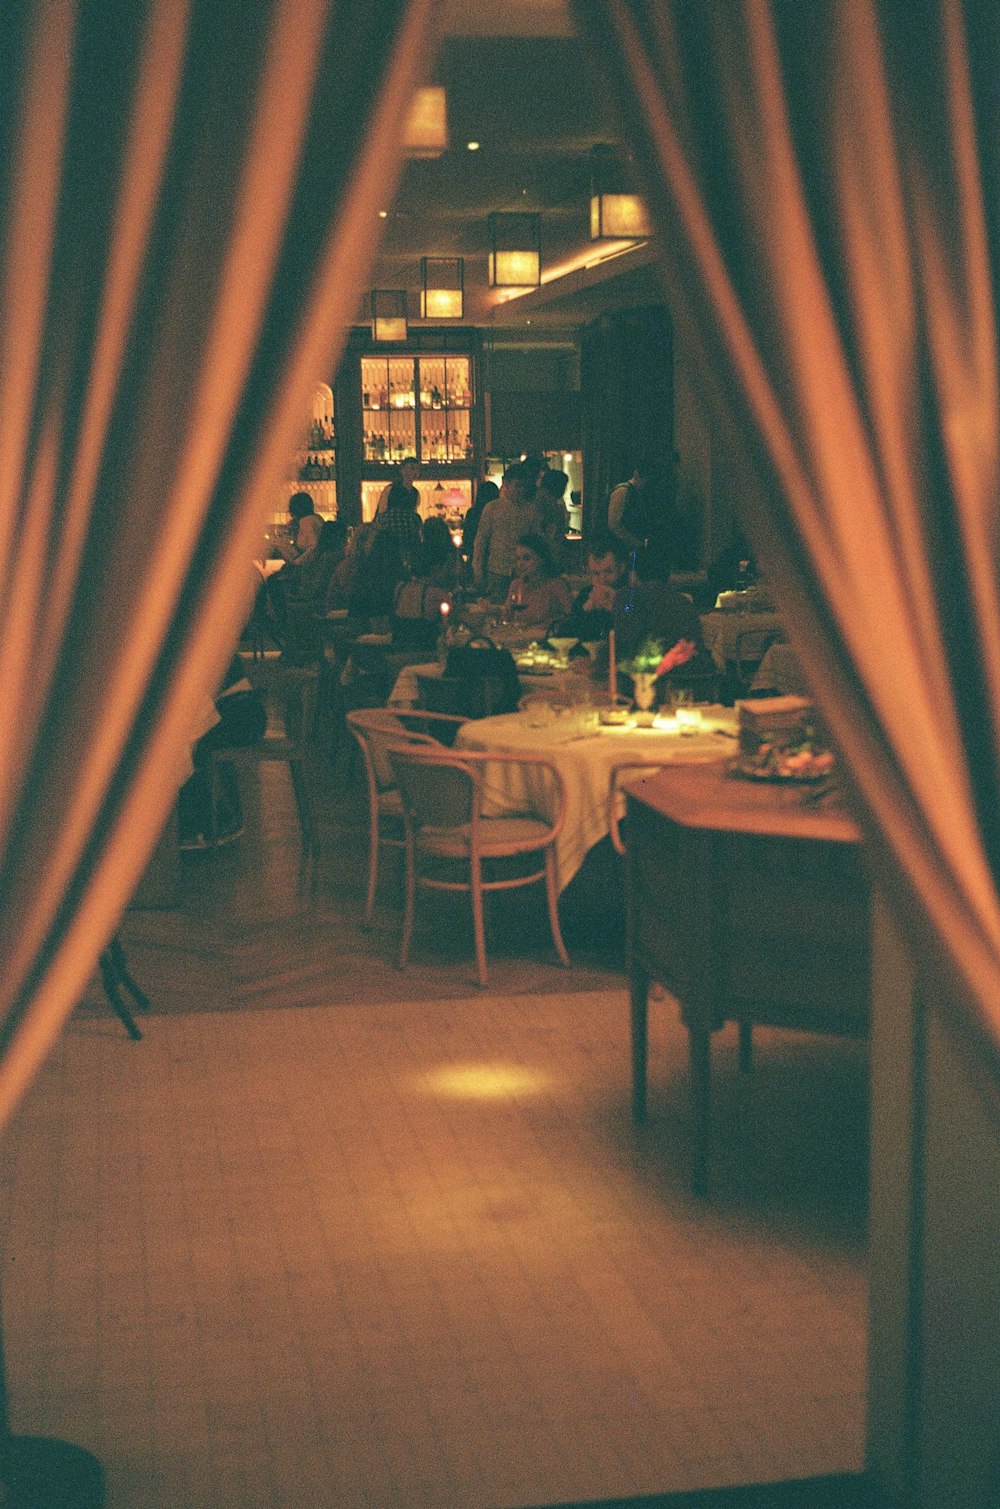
[580,306,674,541]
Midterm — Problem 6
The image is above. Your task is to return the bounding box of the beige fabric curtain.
[0,0,438,1127]
[573,0,1000,1072]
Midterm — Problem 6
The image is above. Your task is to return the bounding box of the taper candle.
[608,628,617,700]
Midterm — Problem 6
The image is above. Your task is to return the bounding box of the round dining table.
[454,703,738,893]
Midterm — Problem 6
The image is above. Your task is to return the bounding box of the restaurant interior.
[1,3,998,1508]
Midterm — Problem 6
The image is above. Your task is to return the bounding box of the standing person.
[471,460,545,599]
[536,468,570,554]
[607,453,682,561]
[373,458,422,573]
[461,478,499,564]
[375,456,420,516]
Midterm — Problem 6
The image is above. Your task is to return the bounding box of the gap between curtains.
[572,0,1000,1080]
[0,0,440,1129]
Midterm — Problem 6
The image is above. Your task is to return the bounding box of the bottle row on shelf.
[298,453,335,480]
[362,430,474,464]
[362,384,471,411]
[306,418,335,447]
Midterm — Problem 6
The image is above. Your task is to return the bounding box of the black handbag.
[444,635,520,713]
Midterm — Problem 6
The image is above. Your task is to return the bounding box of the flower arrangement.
[621,637,698,679]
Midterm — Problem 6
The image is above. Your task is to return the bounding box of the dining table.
[454,702,739,893]
[699,608,784,672]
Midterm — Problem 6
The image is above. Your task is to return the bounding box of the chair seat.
[417,815,552,859]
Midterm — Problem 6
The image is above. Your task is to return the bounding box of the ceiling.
[361,16,667,342]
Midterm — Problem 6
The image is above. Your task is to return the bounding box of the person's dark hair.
[587,531,631,568]
[633,455,662,485]
[633,540,674,582]
[503,460,533,493]
[538,468,568,501]
[419,517,456,574]
[516,531,557,579]
[288,491,315,519]
[473,479,499,508]
[523,456,546,490]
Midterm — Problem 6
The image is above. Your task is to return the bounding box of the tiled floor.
[0,738,869,1508]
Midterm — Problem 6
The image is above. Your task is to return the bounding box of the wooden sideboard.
[624,761,870,1194]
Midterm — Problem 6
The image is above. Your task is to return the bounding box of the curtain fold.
[0,0,439,1126]
[572,0,1000,1073]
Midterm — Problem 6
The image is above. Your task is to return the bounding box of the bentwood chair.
[346,709,467,928]
[210,662,320,876]
[385,741,570,988]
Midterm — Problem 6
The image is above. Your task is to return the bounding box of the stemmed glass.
[548,636,578,669]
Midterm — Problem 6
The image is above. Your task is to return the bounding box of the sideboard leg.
[630,963,650,1123]
[689,1026,712,1196]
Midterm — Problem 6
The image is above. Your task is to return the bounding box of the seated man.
[554,532,631,646]
[615,541,705,661]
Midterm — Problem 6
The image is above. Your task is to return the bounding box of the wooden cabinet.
[624,763,870,1193]
[334,329,483,527]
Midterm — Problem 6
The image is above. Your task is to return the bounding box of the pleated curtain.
[573,0,1000,1076]
[0,0,438,1128]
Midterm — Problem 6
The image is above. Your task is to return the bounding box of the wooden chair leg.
[398,833,415,971]
[362,814,379,931]
[544,848,570,967]
[288,760,315,863]
[470,859,488,989]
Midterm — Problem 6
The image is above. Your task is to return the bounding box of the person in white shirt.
[471,460,545,599]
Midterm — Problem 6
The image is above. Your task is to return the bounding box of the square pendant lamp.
[589,144,652,240]
[487,212,541,288]
[403,86,448,158]
[420,257,464,319]
[371,289,408,343]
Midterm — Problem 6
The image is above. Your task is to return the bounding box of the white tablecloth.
[700,610,784,670]
[388,659,574,708]
[455,705,738,891]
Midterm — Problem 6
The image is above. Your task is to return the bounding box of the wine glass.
[548,636,578,669]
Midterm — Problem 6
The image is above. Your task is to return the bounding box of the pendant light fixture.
[589,144,651,241]
[487,212,541,288]
[403,86,448,159]
[370,289,408,343]
[420,257,464,319]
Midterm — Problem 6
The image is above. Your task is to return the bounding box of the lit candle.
[607,628,617,702]
[440,599,451,620]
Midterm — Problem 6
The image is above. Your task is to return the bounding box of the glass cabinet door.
[417,356,473,463]
[361,356,417,462]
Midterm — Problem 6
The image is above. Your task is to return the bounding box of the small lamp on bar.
[420,257,464,319]
[404,86,448,159]
[589,144,651,241]
[487,212,541,288]
[371,289,408,343]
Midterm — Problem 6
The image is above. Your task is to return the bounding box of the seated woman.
[503,532,573,638]
[391,518,460,652]
[265,492,325,647]
[348,527,407,631]
[276,491,323,566]
[282,518,348,661]
[178,656,267,849]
